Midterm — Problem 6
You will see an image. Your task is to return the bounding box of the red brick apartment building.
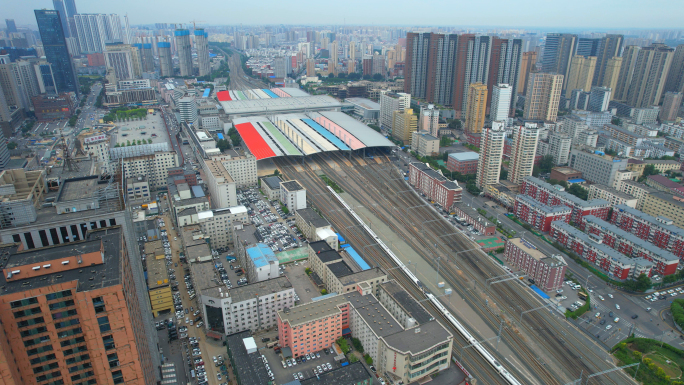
[611,204,684,260]
[504,238,567,291]
[408,162,462,210]
[520,176,610,223]
[446,152,479,175]
[0,227,157,385]
[514,194,571,232]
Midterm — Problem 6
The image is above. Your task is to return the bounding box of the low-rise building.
[225,331,273,385]
[300,362,373,385]
[32,93,74,121]
[118,150,179,190]
[261,176,283,200]
[446,152,479,175]
[614,180,657,210]
[646,175,684,196]
[244,243,280,282]
[196,206,249,249]
[207,150,258,188]
[126,175,151,201]
[587,184,638,208]
[520,176,611,223]
[550,221,653,280]
[568,149,628,187]
[504,237,567,291]
[345,97,380,121]
[408,162,462,211]
[611,204,684,260]
[514,195,572,232]
[580,215,679,276]
[281,180,307,211]
[180,224,213,262]
[549,167,583,182]
[295,208,332,241]
[411,131,439,157]
[452,203,496,235]
[147,256,174,316]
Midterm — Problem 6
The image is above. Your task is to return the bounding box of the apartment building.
[476,122,506,189]
[295,208,335,247]
[504,237,567,291]
[261,176,283,200]
[508,124,540,184]
[640,192,684,230]
[611,204,684,260]
[614,180,658,210]
[520,176,611,223]
[580,215,679,276]
[587,184,638,208]
[549,132,572,165]
[281,180,307,211]
[446,152,479,175]
[568,149,628,187]
[202,158,237,209]
[646,175,684,196]
[408,162,462,210]
[514,194,572,232]
[523,72,563,122]
[411,131,439,157]
[392,109,418,145]
[379,92,411,131]
[464,83,488,133]
[194,261,295,335]
[197,206,249,249]
[550,221,653,280]
[207,150,258,188]
[126,176,150,201]
[0,227,157,385]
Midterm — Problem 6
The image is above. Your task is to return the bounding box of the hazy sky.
[5,0,683,30]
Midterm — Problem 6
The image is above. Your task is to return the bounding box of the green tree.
[126,140,131,146]
[321,289,328,295]
[7,142,17,150]
[500,167,508,180]
[532,165,541,177]
[216,139,230,152]
[624,273,652,292]
[611,117,622,126]
[642,164,658,179]
[439,136,453,147]
[448,119,462,130]
[147,139,153,144]
[539,155,555,173]
[351,338,364,353]
[567,184,588,200]
[372,73,383,81]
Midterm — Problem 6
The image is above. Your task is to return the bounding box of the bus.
[578,292,588,301]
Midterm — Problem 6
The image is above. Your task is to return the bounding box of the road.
[212,46,268,90]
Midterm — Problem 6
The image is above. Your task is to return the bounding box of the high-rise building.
[35,9,79,95]
[660,92,683,122]
[372,52,385,76]
[140,44,154,73]
[328,41,338,76]
[349,41,355,61]
[453,35,491,117]
[664,44,684,95]
[274,56,291,78]
[476,121,505,189]
[564,55,597,97]
[306,58,315,77]
[404,33,459,105]
[575,38,600,57]
[464,82,487,133]
[508,123,540,184]
[0,62,24,110]
[52,0,71,38]
[175,29,192,76]
[74,14,124,54]
[195,29,210,77]
[626,43,674,108]
[519,51,538,96]
[523,72,563,122]
[614,46,641,102]
[379,92,411,131]
[593,34,623,87]
[490,84,512,122]
[0,227,158,385]
[391,108,417,144]
[549,131,572,165]
[104,43,142,81]
[420,104,440,137]
[486,37,522,114]
[178,96,198,125]
[158,41,173,76]
[123,14,132,45]
[542,33,576,89]
[602,57,622,99]
[5,19,17,33]
[587,86,611,112]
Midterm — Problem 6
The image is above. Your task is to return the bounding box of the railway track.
[275,156,509,385]
[278,152,633,385]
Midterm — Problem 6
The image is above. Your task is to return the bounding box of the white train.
[326,186,522,385]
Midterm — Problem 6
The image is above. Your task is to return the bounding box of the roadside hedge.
[672,299,684,331]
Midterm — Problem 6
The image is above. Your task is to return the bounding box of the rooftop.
[344,291,402,337]
[647,175,683,189]
[614,204,684,237]
[144,240,164,257]
[225,330,272,385]
[551,166,582,175]
[345,98,380,111]
[382,319,453,356]
[281,180,304,192]
[0,227,123,295]
[448,151,479,162]
[337,267,386,286]
[246,243,278,268]
[327,261,354,278]
[454,202,495,227]
[55,175,98,202]
[309,240,333,254]
[647,191,684,208]
[220,95,342,116]
[508,237,567,267]
[277,293,348,327]
[379,280,433,325]
[297,208,330,228]
[234,224,260,247]
[317,249,343,264]
[147,257,170,290]
[300,362,372,385]
[262,176,283,190]
[589,184,637,200]
[525,177,610,208]
[229,276,292,303]
[515,194,572,214]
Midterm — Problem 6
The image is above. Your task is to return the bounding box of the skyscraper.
[404,32,431,99]
[602,57,622,99]
[175,29,192,76]
[564,55,597,97]
[74,14,124,54]
[660,92,683,122]
[476,121,505,189]
[575,38,600,57]
[306,58,315,77]
[593,34,623,87]
[464,83,488,134]
[453,35,491,117]
[626,43,674,108]
[518,51,538,96]
[508,123,540,184]
[52,0,71,38]
[35,9,79,95]
[5,19,17,33]
[380,92,411,131]
[123,14,132,45]
[523,72,563,122]
[487,37,522,115]
[664,44,684,95]
[328,41,338,76]
[195,29,210,77]
[490,84,512,122]
[587,86,611,112]
[542,33,576,90]
[372,53,384,76]
[614,46,641,102]
[427,33,459,106]
[105,43,142,81]
[349,41,356,61]
[158,41,173,76]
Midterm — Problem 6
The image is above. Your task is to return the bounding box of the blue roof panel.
[302,118,351,151]
[530,285,550,299]
[202,88,211,98]
[344,246,370,271]
[262,89,279,98]
[191,185,205,197]
[246,244,277,268]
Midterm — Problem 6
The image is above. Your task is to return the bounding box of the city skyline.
[4,0,684,30]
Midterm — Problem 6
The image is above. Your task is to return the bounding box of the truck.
[226,255,236,262]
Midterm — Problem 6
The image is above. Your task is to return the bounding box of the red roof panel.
[234,122,276,160]
[216,90,232,101]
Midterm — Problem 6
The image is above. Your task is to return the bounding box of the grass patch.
[612,337,684,384]
[645,353,683,379]
[321,175,343,193]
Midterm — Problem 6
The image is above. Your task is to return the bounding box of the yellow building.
[642,192,684,229]
[147,256,174,316]
[565,55,597,97]
[392,108,418,144]
[603,57,622,100]
[465,83,488,133]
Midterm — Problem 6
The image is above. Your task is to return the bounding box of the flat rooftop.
[110,112,169,147]
[379,280,433,325]
[234,224,259,247]
[337,267,385,286]
[229,276,291,303]
[277,293,348,327]
[327,261,354,278]
[297,208,330,228]
[345,98,380,111]
[225,330,272,385]
[147,257,170,290]
[300,361,372,385]
[144,240,164,257]
[57,176,98,202]
[454,202,494,227]
[318,249,343,264]
[0,227,122,295]
[551,166,582,175]
[345,291,401,337]
[261,176,282,190]
[308,240,332,254]
[281,180,304,192]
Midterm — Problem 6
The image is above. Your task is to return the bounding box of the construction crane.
[190,20,206,30]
